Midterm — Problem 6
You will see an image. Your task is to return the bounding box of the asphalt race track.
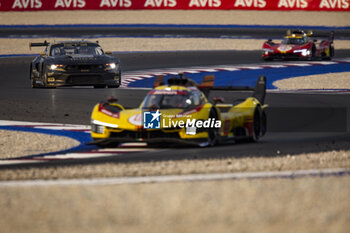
[1,47,350,166]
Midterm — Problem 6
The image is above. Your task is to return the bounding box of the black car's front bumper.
[45,70,120,87]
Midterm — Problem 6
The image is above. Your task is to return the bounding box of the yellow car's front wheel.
[205,108,219,146]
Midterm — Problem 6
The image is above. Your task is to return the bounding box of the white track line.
[308,61,338,65]
[0,120,88,128]
[237,66,262,70]
[261,65,286,68]
[0,168,348,187]
[33,126,90,131]
[284,63,312,67]
[218,67,240,71]
[41,153,119,159]
[0,160,44,165]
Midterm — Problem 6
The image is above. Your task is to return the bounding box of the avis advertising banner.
[0,0,349,11]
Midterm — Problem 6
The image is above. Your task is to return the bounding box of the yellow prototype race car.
[90,75,267,147]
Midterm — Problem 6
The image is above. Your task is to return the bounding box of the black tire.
[30,70,38,88]
[311,45,316,60]
[108,85,120,88]
[261,110,267,137]
[94,85,106,88]
[43,76,48,88]
[322,45,333,60]
[206,108,219,146]
[31,78,38,88]
[329,45,334,58]
[30,65,38,88]
[250,106,261,142]
[40,66,47,88]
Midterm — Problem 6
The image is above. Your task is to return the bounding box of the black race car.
[29,40,121,88]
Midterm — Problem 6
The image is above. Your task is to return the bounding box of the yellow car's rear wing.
[208,75,266,105]
[153,74,266,104]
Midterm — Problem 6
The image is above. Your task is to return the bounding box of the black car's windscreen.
[141,90,203,109]
[50,43,104,56]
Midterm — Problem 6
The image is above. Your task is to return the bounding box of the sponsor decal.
[277,45,292,52]
[144,0,177,7]
[277,0,308,8]
[162,117,221,129]
[99,0,132,8]
[54,0,86,8]
[143,110,161,129]
[143,110,221,134]
[128,113,143,126]
[234,0,266,8]
[319,0,349,9]
[1,0,349,11]
[12,0,42,9]
[189,0,221,7]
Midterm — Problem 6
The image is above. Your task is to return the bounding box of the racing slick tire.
[324,45,334,60]
[31,78,38,88]
[94,85,106,88]
[206,108,219,146]
[309,44,316,61]
[261,110,267,137]
[330,45,334,57]
[250,106,262,142]
[108,85,120,88]
[30,70,38,88]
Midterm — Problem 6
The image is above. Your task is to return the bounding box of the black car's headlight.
[106,63,119,70]
[48,64,64,71]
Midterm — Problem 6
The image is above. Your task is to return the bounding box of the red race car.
[262,29,334,61]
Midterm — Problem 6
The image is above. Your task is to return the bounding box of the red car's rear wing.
[308,31,335,43]
[286,29,334,43]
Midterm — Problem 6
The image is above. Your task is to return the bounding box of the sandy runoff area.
[2,37,266,54]
[0,10,349,26]
[0,176,349,233]
[0,130,79,158]
[1,37,350,55]
[0,147,350,180]
[274,72,350,89]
